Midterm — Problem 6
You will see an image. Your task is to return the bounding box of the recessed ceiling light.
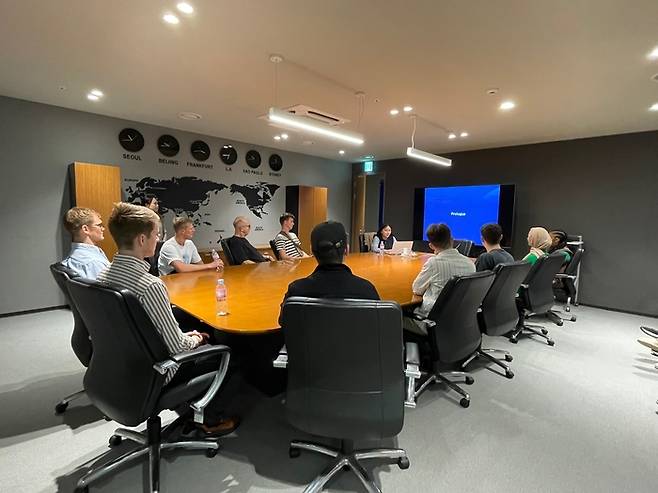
[389,109,399,116]
[274,135,281,141]
[163,13,180,24]
[281,133,289,140]
[448,133,457,139]
[339,150,345,155]
[87,93,99,101]
[647,46,658,60]
[403,106,413,112]
[178,111,202,120]
[176,2,194,14]
[486,88,499,96]
[649,103,658,111]
[90,89,103,97]
[363,155,374,160]
[499,101,516,111]
[460,132,469,138]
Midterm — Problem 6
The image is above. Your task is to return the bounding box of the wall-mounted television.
[413,184,516,247]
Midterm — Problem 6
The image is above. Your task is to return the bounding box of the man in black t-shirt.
[475,223,514,272]
[226,216,274,264]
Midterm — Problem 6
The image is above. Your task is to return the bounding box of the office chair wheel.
[397,457,410,470]
[570,316,577,322]
[459,398,470,408]
[205,448,218,458]
[509,337,518,344]
[289,447,301,458]
[465,376,474,385]
[55,402,68,414]
[541,328,549,335]
[74,486,88,493]
[565,306,571,312]
[505,370,514,379]
[504,354,513,362]
[108,435,122,447]
[547,339,555,347]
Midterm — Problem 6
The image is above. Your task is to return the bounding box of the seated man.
[405,223,475,335]
[226,216,274,264]
[159,217,223,275]
[475,223,514,272]
[274,212,310,260]
[282,221,379,301]
[62,207,110,279]
[98,202,238,436]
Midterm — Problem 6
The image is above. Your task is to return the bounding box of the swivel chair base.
[289,439,408,493]
[55,389,86,414]
[462,348,514,379]
[74,415,219,493]
[509,322,555,346]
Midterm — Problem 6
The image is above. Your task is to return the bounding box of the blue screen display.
[423,184,501,244]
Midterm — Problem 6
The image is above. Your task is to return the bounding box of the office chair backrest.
[521,253,565,314]
[49,262,93,366]
[220,239,237,266]
[281,297,405,441]
[564,248,584,276]
[426,271,495,363]
[67,278,170,427]
[412,240,433,253]
[147,241,164,276]
[454,239,473,257]
[479,261,532,336]
[269,240,281,260]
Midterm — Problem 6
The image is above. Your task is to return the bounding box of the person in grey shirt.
[405,223,475,335]
[61,207,110,279]
[475,223,514,272]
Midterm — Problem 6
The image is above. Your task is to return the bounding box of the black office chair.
[146,241,164,276]
[454,239,473,256]
[405,271,495,408]
[411,240,432,253]
[552,248,584,322]
[279,297,409,493]
[49,262,93,414]
[509,253,565,345]
[220,238,237,266]
[463,261,532,379]
[269,239,281,260]
[66,278,231,493]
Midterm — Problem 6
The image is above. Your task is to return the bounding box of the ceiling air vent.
[282,104,350,126]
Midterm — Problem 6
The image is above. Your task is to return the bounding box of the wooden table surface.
[161,252,432,334]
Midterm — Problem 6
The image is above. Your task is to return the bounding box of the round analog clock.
[118,128,144,153]
[157,134,180,157]
[190,140,210,161]
[269,153,283,171]
[246,149,261,168]
[220,145,238,165]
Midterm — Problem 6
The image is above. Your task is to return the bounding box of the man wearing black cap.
[282,221,379,301]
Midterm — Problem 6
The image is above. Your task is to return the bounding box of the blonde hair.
[173,216,193,233]
[63,207,98,235]
[233,216,248,228]
[108,202,159,249]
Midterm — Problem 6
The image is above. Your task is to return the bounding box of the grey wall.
[357,131,658,316]
[0,96,352,315]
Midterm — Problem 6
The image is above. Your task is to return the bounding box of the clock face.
[118,128,144,153]
[246,150,261,168]
[220,145,238,165]
[157,134,180,157]
[190,140,210,161]
[269,153,283,172]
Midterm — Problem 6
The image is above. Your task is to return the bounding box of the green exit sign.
[363,161,374,172]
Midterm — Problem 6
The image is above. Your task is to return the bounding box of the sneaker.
[640,326,658,337]
[637,338,658,352]
[197,416,240,437]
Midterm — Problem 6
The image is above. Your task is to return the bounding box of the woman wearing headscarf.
[522,227,552,265]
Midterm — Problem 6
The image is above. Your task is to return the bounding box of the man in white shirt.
[62,207,110,279]
[274,212,310,260]
[405,223,476,335]
[158,217,223,275]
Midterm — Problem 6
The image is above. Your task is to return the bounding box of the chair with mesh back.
[454,239,474,256]
[552,248,584,322]
[220,238,237,266]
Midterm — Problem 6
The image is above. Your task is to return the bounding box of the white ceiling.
[1,0,657,162]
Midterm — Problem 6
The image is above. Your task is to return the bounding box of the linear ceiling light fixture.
[268,107,365,145]
[406,115,451,167]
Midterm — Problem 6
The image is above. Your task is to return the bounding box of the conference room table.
[161,252,432,335]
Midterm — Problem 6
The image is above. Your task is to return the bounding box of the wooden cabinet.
[285,185,328,253]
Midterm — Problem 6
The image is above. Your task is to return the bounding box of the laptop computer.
[386,240,414,255]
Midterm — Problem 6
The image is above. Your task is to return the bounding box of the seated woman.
[522,227,552,265]
[371,224,397,253]
[548,229,572,264]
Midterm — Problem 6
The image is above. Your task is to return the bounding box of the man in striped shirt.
[274,212,310,260]
[98,202,238,436]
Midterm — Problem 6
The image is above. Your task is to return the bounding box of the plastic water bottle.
[215,279,228,316]
[211,249,221,270]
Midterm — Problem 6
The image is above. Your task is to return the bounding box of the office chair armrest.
[170,344,231,365]
[273,345,288,368]
[554,274,576,280]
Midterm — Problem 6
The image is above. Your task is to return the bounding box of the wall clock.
[220,145,238,165]
[269,153,283,171]
[157,134,180,157]
[118,128,144,152]
[246,149,261,168]
[190,140,210,161]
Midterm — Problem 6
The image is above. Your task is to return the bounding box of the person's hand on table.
[209,259,224,271]
[410,294,423,304]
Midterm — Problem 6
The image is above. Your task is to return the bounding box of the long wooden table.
[161,252,432,334]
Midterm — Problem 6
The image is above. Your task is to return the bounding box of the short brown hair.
[173,216,193,232]
[426,223,453,250]
[63,207,98,235]
[481,223,503,245]
[108,202,158,249]
[279,212,295,226]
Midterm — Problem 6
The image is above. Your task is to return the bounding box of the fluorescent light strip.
[406,147,452,167]
[268,107,364,145]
